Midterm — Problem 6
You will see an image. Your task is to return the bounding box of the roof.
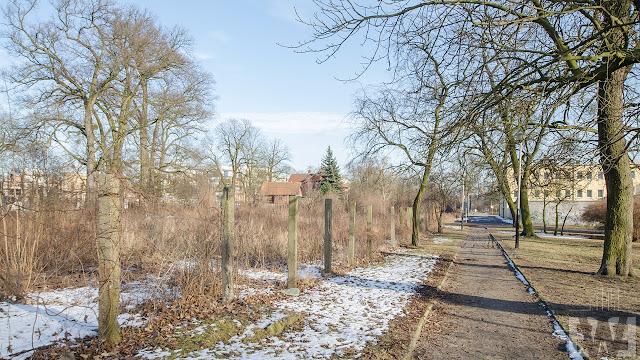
[289,174,309,183]
[261,182,303,196]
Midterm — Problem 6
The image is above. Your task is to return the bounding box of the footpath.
[412,226,567,360]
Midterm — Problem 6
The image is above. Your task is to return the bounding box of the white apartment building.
[500,165,640,225]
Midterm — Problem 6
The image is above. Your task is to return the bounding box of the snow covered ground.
[1,251,437,359]
[141,251,438,359]
[0,282,150,359]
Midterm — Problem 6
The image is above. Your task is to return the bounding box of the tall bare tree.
[351,54,460,245]
[3,0,215,343]
[4,0,119,212]
[262,138,292,182]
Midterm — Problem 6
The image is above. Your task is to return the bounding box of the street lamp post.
[515,131,524,249]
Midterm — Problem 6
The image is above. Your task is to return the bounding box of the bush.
[581,196,640,241]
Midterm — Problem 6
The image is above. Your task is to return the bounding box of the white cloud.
[218,112,353,135]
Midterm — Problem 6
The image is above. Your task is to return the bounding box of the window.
[598,171,604,180]
[556,190,562,198]
[587,172,593,180]
[598,189,604,198]
[544,172,550,180]
[577,189,583,198]
[587,189,593,198]
[577,171,583,180]
[633,171,636,179]
[534,190,540,198]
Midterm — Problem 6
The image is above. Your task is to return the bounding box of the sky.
[0,0,392,172]
[118,0,392,171]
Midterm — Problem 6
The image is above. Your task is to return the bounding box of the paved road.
[413,226,567,359]
[465,215,604,239]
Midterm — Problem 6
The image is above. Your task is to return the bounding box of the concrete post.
[324,198,332,273]
[348,201,356,266]
[287,196,298,289]
[221,185,235,303]
[390,206,396,248]
[367,204,373,259]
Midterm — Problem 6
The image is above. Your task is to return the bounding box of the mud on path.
[413,227,568,360]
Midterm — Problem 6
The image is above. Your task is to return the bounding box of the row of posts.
[220,186,422,302]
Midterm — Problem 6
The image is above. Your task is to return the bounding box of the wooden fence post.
[324,198,332,273]
[287,196,298,289]
[390,206,396,248]
[367,204,373,259]
[221,185,235,303]
[348,201,356,266]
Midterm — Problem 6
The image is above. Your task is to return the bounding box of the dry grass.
[492,230,640,359]
[0,194,410,300]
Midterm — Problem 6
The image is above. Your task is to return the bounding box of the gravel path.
[414,227,568,359]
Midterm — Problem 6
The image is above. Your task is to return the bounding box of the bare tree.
[262,138,292,182]
[212,119,259,188]
[4,0,119,211]
[351,55,460,246]
[2,0,215,343]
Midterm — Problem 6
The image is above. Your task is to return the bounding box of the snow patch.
[535,232,587,240]
[548,310,584,360]
[0,286,147,359]
[144,252,438,359]
[432,237,452,244]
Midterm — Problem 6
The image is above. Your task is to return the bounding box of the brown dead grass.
[492,229,640,360]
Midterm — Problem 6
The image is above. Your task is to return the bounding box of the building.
[500,165,640,225]
[260,182,302,205]
[288,170,323,195]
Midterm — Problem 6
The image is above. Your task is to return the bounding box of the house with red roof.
[288,170,323,195]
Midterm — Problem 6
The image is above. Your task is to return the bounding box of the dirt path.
[413,227,568,359]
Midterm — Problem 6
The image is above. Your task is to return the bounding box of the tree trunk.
[561,205,572,236]
[139,79,151,197]
[84,103,98,214]
[411,166,430,246]
[436,205,444,233]
[519,172,536,237]
[97,173,121,345]
[554,202,560,236]
[597,65,634,276]
[542,197,548,233]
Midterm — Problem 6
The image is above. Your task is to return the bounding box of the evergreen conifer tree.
[319,146,343,195]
